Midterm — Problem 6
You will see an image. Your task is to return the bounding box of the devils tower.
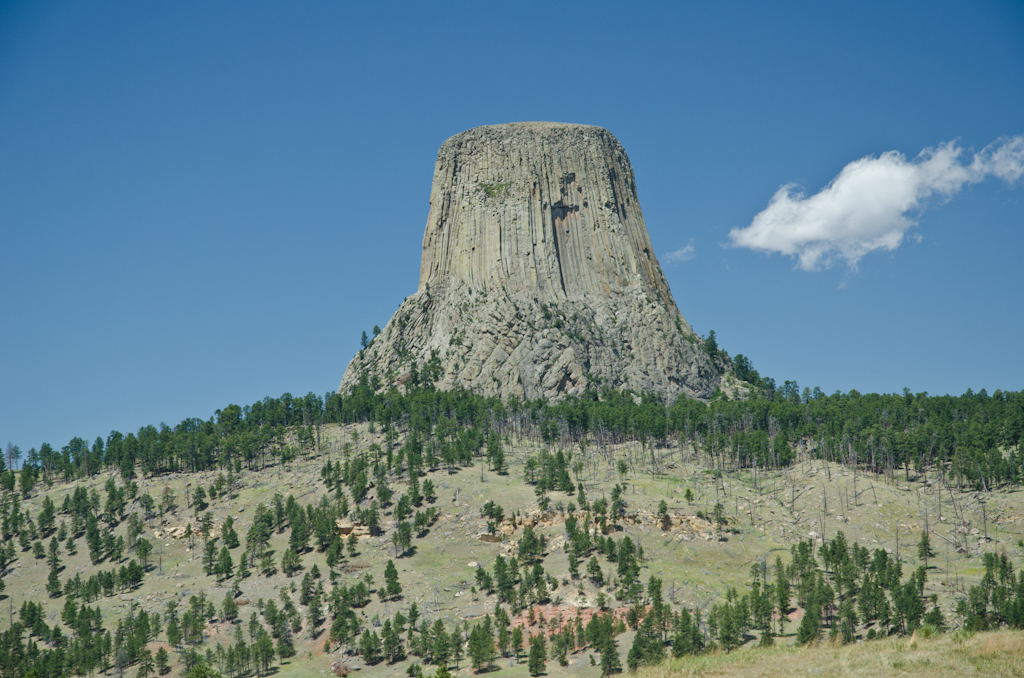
[340,122,722,401]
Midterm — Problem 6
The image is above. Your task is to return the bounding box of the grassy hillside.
[3,419,1024,677]
[635,628,1024,678]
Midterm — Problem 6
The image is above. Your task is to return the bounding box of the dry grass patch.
[631,630,1024,678]
[978,632,1024,658]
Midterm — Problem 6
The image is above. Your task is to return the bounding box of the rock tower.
[340,122,722,402]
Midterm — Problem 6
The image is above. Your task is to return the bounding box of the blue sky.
[2,1,1022,450]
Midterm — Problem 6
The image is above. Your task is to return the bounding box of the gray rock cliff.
[339,122,722,402]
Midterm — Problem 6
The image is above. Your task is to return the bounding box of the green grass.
[478,182,510,198]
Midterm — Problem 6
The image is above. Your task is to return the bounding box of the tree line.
[5,363,1022,494]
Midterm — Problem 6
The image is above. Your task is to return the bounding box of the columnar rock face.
[340,122,722,402]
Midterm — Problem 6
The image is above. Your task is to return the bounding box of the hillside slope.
[3,418,1024,677]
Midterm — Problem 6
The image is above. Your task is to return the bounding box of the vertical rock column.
[341,122,721,403]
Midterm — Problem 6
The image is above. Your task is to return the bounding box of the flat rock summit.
[340,122,723,402]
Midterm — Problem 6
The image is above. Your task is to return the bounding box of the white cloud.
[728,136,1024,271]
[665,240,695,262]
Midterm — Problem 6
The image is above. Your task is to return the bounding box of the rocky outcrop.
[340,122,721,402]
[335,518,371,539]
[153,521,222,540]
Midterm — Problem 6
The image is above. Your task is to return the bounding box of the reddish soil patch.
[341,563,371,574]
[510,604,639,639]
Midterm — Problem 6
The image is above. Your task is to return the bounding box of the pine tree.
[627,613,664,670]
[511,625,524,661]
[775,556,790,636]
[155,647,170,675]
[236,551,250,579]
[308,590,323,636]
[360,629,382,664]
[924,602,946,630]
[527,633,546,676]
[468,624,494,671]
[431,620,450,667]
[202,539,217,575]
[534,575,549,604]
[166,618,182,648]
[217,547,234,580]
[838,599,858,644]
[567,551,580,579]
[672,608,703,657]
[599,636,621,676]
[256,629,276,673]
[222,592,238,622]
[795,593,822,645]
[192,486,207,512]
[657,500,671,530]
[46,536,60,569]
[136,648,154,678]
[46,565,63,598]
[626,637,642,669]
[289,514,310,553]
[717,599,741,650]
[281,548,301,576]
[136,538,153,568]
[222,516,240,549]
[384,559,402,600]
[917,531,935,568]
[277,623,296,660]
[382,620,404,663]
